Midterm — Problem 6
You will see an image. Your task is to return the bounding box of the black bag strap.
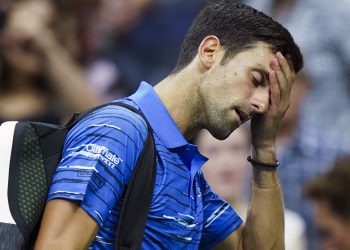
[113,103,156,250]
[54,102,157,250]
[66,102,132,128]
[68,101,156,249]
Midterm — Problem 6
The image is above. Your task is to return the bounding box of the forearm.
[38,31,105,112]
[35,223,97,250]
[34,200,99,250]
[242,148,284,250]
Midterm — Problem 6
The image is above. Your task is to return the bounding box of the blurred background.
[1,0,350,249]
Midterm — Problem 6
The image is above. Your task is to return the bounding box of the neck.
[154,65,203,140]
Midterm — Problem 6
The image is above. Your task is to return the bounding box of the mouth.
[235,109,251,124]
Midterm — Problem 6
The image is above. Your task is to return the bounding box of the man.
[35,1,303,249]
[304,156,350,250]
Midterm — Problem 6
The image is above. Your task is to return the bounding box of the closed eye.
[252,76,261,87]
[251,71,263,86]
[251,69,269,87]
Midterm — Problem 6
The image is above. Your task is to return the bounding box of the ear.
[198,35,222,70]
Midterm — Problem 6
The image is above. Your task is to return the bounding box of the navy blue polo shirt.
[48,82,242,249]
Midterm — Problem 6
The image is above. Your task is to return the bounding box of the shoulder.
[68,102,149,142]
[82,102,148,131]
[62,101,150,162]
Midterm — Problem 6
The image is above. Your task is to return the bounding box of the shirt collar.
[129,81,188,149]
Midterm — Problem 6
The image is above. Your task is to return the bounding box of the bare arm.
[213,168,283,250]
[242,163,284,249]
[37,31,105,112]
[34,199,99,250]
[214,52,295,249]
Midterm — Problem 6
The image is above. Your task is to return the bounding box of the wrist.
[248,156,281,188]
[251,145,277,163]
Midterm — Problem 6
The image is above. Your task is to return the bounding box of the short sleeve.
[198,173,243,249]
[47,104,148,227]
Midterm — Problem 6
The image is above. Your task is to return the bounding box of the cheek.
[231,83,253,101]
[317,213,350,247]
[333,222,350,247]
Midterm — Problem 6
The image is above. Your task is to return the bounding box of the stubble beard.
[198,76,237,140]
[207,107,237,140]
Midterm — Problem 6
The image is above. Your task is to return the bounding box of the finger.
[276,52,295,86]
[271,57,288,93]
[269,70,280,106]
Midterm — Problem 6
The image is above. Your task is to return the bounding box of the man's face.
[314,199,350,250]
[198,42,273,140]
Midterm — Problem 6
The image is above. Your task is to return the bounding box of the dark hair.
[173,0,303,73]
[304,155,350,222]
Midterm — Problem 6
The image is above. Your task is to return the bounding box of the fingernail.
[277,52,284,59]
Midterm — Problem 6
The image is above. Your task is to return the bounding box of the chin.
[211,126,238,140]
[210,130,230,140]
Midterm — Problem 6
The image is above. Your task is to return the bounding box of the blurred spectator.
[244,0,350,248]
[197,126,251,219]
[0,0,104,124]
[196,127,307,250]
[82,0,155,99]
[304,155,350,250]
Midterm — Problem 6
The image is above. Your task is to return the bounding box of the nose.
[250,88,269,114]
